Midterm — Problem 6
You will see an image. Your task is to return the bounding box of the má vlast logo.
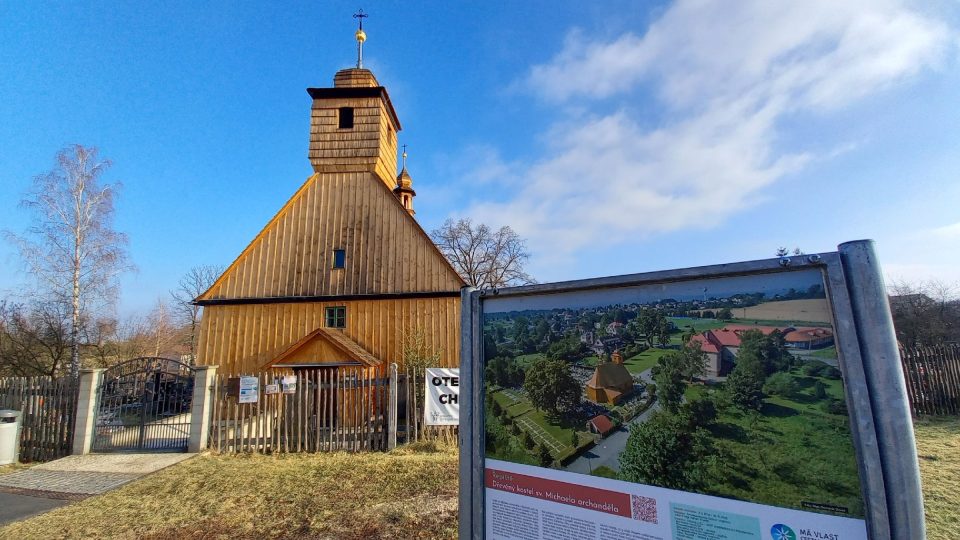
[771,524,797,540]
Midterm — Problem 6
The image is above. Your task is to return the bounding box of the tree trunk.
[71,242,81,379]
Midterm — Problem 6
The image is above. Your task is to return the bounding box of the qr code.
[631,494,658,524]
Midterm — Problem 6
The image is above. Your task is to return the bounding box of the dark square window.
[333,249,346,269]
[325,306,346,329]
[338,107,354,129]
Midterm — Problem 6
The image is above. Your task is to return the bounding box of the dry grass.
[0,422,954,538]
[0,444,459,540]
[0,462,30,476]
[915,417,960,540]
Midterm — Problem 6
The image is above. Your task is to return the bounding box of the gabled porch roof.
[262,327,382,369]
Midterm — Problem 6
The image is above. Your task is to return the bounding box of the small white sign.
[425,368,460,426]
[238,376,259,404]
[264,383,280,395]
[282,375,297,394]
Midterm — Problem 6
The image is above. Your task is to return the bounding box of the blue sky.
[1,1,958,317]
[483,269,823,314]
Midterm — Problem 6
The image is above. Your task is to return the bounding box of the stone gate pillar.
[72,368,105,455]
[188,366,218,453]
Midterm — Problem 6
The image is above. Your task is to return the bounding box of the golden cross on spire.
[353,9,368,68]
[401,144,408,168]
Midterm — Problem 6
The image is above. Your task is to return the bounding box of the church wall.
[195,296,461,376]
[200,171,463,300]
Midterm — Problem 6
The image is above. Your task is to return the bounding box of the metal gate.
[92,357,195,452]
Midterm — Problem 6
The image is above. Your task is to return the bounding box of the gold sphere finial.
[353,9,369,68]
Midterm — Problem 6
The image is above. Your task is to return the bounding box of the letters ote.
[424,368,460,426]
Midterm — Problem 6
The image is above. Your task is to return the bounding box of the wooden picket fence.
[900,344,960,416]
[398,366,458,446]
[0,376,78,462]
[208,366,457,454]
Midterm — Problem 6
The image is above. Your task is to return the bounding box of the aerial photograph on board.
[483,269,865,518]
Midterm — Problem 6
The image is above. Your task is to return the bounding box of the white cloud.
[931,221,960,239]
[461,0,954,274]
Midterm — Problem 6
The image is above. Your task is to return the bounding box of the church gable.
[198,172,464,301]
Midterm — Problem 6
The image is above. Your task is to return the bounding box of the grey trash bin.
[0,410,22,465]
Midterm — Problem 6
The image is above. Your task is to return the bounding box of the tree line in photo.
[618,329,860,515]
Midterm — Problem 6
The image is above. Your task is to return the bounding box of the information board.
[459,241,924,540]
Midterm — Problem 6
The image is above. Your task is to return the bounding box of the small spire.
[401,144,408,169]
[353,9,368,69]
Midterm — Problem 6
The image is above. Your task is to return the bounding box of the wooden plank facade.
[195,66,465,378]
[197,298,461,375]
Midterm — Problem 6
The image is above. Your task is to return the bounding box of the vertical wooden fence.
[209,367,390,453]
[900,344,960,416]
[399,366,458,446]
[209,366,458,454]
[0,376,78,462]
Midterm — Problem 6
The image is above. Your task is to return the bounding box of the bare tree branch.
[888,278,960,347]
[430,218,535,288]
[169,264,223,365]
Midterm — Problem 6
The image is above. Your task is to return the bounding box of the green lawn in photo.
[668,317,726,333]
[591,466,619,479]
[491,389,533,418]
[580,355,601,368]
[810,346,838,360]
[732,318,832,328]
[486,388,592,463]
[684,383,708,401]
[623,348,672,375]
[693,368,863,517]
[514,353,545,368]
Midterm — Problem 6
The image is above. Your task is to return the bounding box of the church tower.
[307,13,401,191]
[194,12,465,377]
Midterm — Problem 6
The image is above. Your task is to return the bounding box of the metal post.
[388,363,398,450]
[458,287,476,540]
[838,240,925,540]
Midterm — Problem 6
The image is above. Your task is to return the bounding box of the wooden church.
[194,23,465,377]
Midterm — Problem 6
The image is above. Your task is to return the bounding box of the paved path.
[0,453,194,525]
[564,399,660,476]
[0,493,68,525]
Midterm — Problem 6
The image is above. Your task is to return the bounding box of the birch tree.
[430,218,534,288]
[5,145,131,378]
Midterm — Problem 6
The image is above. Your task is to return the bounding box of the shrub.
[821,399,848,415]
[536,444,552,467]
[822,366,842,380]
[522,431,535,449]
[802,361,826,377]
[764,372,799,398]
